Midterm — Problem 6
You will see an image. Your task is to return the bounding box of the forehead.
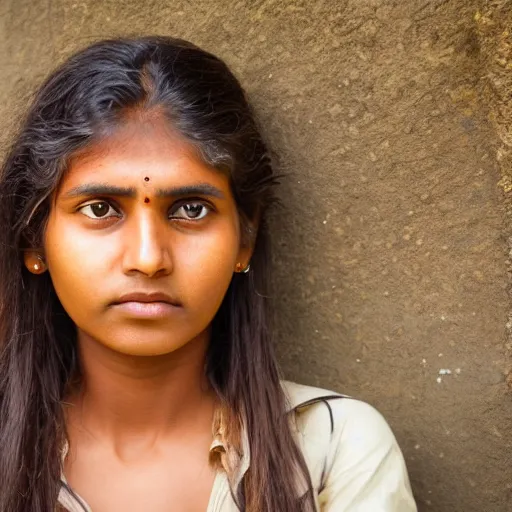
[60,117,227,192]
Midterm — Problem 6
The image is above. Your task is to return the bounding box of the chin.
[112,344,180,357]
[100,323,209,357]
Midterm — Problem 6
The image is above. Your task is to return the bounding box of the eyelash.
[77,199,214,222]
[170,201,212,220]
[78,201,121,220]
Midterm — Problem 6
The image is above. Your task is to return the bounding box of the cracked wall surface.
[1,1,511,510]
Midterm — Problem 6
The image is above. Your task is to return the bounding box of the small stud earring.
[235,262,251,274]
[27,254,47,274]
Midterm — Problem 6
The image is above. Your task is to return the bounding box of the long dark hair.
[0,37,315,511]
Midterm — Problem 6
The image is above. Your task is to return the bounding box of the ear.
[234,221,257,273]
[24,251,48,275]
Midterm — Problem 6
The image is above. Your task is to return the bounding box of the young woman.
[0,36,416,511]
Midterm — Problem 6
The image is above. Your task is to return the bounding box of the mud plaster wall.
[0,1,511,510]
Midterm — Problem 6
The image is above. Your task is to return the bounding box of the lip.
[112,292,181,306]
[110,292,182,319]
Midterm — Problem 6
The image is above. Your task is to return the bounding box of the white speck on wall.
[436,377,442,383]
[439,369,452,375]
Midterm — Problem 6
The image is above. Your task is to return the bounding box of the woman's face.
[36,117,250,356]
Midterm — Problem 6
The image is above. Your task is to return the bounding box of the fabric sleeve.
[318,399,417,512]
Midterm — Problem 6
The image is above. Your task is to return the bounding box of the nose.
[122,210,172,278]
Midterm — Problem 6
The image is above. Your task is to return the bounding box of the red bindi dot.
[144,197,150,204]
[144,177,150,182]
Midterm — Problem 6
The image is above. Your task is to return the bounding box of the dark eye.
[170,203,210,220]
[79,201,119,219]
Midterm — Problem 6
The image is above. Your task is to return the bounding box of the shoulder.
[282,381,417,511]
[282,379,395,448]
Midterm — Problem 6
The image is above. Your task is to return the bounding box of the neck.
[66,330,215,443]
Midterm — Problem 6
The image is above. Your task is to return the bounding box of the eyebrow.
[62,183,226,200]
[156,184,225,199]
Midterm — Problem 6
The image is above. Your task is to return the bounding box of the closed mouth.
[111,292,182,307]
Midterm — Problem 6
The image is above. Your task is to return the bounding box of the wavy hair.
[0,37,315,511]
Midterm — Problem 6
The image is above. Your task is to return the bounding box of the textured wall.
[1,1,511,511]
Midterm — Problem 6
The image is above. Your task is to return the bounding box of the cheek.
[174,226,239,306]
[43,215,115,311]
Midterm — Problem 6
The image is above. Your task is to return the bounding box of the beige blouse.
[58,381,417,511]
